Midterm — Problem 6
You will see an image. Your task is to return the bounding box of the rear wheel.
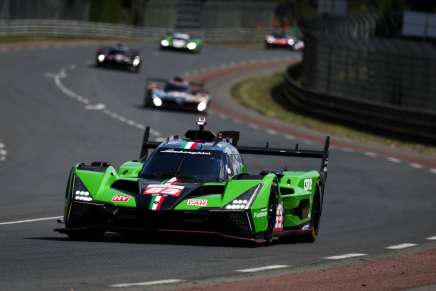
[263,186,278,245]
[302,189,321,243]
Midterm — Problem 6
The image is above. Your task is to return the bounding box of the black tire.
[301,189,321,243]
[263,185,278,245]
[144,91,152,107]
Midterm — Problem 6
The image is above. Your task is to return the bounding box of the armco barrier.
[0,19,267,42]
[281,63,436,144]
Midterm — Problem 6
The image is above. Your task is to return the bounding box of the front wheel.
[144,91,152,107]
[263,186,278,245]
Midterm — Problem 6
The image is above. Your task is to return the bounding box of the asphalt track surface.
[0,43,436,291]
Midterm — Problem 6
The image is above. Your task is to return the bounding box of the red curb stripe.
[187,59,436,168]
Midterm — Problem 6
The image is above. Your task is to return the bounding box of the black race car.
[95,44,142,72]
[144,76,210,113]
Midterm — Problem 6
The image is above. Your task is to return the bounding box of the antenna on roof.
[196,116,207,131]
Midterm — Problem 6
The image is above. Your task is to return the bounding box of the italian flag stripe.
[183,142,196,149]
[150,195,165,211]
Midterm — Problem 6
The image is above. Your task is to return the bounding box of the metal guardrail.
[281,63,436,144]
[0,19,268,42]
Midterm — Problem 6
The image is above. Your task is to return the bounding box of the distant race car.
[95,44,142,72]
[144,76,210,113]
[55,118,330,245]
[264,32,304,50]
[160,32,203,53]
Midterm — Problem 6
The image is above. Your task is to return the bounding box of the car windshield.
[164,82,191,93]
[272,32,288,38]
[109,49,127,55]
[174,33,190,40]
[141,149,225,182]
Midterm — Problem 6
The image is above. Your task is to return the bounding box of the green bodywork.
[66,160,320,235]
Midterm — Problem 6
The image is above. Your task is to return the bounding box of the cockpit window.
[141,149,225,182]
[164,82,191,93]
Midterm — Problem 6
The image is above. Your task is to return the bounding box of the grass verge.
[231,72,436,156]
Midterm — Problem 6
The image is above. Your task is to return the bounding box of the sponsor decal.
[273,203,284,233]
[304,178,312,191]
[182,142,197,150]
[112,194,130,202]
[149,195,165,211]
[160,149,210,155]
[186,199,208,207]
[254,210,267,218]
[144,184,184,196]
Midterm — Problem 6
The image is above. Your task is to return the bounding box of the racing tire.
[144,91,152,108]
[263,185,278,246]
[301,189,321,243]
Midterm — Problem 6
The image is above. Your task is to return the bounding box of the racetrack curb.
[185,60,436,170]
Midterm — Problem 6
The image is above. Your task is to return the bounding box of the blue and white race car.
[144,77,210,113]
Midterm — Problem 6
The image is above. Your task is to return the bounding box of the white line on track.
[386,243,417,250]
[110,279,185,288]
[0,216,62,226]
[365,151,377,158]
[69,64,76,70]
[325,253,367,260]
[236,265,290,273]
[248,123,258,129]
[430,168,436,175]
[426,236,436,240]
[50,68,164,138]
[341,147,355,153]
[387,157,401,163]
[410,163,423,169]
[85,103,105,110]
[266,129,277,135]
[0,142,4,148]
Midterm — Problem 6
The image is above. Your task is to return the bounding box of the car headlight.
[153,97,163,107]
[73,176,93,202]
[132,57,140,67]
[187,42,197,50]
[161,40,170,47]
[266,36,275,43]
[197,101,207,112]
[97,54,105,62]
[288,38,295,46]
[225,184,262,210]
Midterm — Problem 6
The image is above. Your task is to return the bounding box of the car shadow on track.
[27,232,310,248]
[27,233,257,248]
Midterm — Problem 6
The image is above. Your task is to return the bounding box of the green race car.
[160,32,203,53]
[56,118,329,245]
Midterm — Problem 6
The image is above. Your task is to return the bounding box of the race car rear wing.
[139,127,160,161]
[237,136,330,183]
[139,125,329,178]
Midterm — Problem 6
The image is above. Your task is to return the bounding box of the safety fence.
[0,19,269,42]
[280,63,436,144]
